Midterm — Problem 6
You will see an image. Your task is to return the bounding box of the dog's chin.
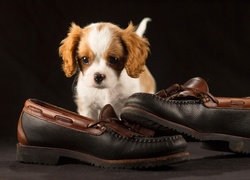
[85,76,119,89]
[92,81,116,89]
[93,84,107,89]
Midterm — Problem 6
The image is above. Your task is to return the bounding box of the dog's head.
[59,21,149,88]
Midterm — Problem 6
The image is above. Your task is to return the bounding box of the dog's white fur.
[59,18,156,120]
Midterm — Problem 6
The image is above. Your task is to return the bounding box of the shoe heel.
[16,143,60,165]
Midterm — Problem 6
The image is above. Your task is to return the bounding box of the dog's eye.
[109,56,119,64]
[81,57,89,64]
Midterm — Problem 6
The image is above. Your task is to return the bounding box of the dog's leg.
[78,107,98,121]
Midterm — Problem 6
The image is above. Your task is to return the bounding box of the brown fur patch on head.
[103,25,127,74]
[59,23,82,77]
[121,22,150,78]
[76,31,94,74]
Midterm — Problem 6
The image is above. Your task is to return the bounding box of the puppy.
[59,18,156,120]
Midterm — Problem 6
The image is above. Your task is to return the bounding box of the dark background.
[1,0,250,138]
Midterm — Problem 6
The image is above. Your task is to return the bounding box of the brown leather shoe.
[17,99,189,169]
[121,77,250,154]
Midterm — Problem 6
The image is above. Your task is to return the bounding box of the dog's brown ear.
[122,22,150,78]
[59,23,82,77]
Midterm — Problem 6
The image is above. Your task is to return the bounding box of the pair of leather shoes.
[121,77,250,154]
[17,99,189,169]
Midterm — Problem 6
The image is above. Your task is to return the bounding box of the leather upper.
[156,77,250,109]
[18,99,187,160]
[123,77,250,138]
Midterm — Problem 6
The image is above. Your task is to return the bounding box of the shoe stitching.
[106,128,183,143]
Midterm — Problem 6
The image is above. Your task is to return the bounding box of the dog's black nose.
[94,73,106,84]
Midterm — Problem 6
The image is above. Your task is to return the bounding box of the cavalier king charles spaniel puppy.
[59,18,156,120]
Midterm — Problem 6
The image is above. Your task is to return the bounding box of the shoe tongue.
[183,77,209,92]
[99,104,118,121]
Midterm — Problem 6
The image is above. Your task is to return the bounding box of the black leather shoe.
[121,77,250,154]
[17,99,189,169]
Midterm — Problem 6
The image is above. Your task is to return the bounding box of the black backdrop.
[1,1,250,137]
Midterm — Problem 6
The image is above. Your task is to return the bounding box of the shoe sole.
[121,106,250,154]
[16,143,189,169]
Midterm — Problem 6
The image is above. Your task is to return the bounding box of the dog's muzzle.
[94,73,106,84]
